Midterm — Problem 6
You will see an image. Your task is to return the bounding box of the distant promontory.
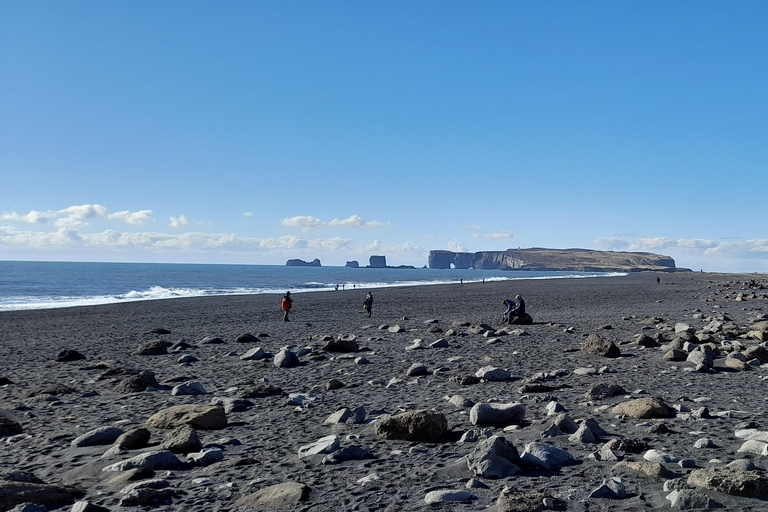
[428,248,682,273]
[285,258,321,267]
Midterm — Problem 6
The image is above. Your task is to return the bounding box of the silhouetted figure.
[657,277,660,285]
[363,292,373,317]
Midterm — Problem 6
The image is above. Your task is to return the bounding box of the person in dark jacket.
[502,298,516,323]
[363,292,373,317]
[507,294,525,323]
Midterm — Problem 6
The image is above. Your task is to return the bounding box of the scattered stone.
[466,435,521,478]
[162,425,202,453]
[430,338,450,348]
[424,490,477,504]
[274,348,300,368]
[199,336,224,344]
[239,347,265,360]
[234,482,311,508]
[171,381,207,396]
[236,383,283,398]
[470,402,526,427]
[496,487,565,512]
[614,460,678,479]
[475,366,511,381]
[115,370,160,393]
[135,340,171,355]
[636,334,659,347]
[585,383,627,400]
[55,350,86,362]
[375,409,447,442]
[449,374,480,386]
[406,362,429,377]
[552,414,578,434]
[298,435,341,458]
[322,338,359,352]
[388,325,406,333]
[146,405,227,430]
[326,379,345,390]
[688,467,768,498]
[665,489,714,509]
[102,450,185,472]
[0,481,85,512]
[589,477,627,499]
[448,395,475,409]
[520,442,577,470]
[582,334,621,358]
[187,448,224,466]
[115,428,151,450]
[322,445,374,464]
[235,333,259,343]
[612,396,672,418]
[71,426,124,447]
[663,349,688,361]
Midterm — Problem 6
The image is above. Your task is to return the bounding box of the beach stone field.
[2,272,768,511]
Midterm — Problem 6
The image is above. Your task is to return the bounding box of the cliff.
[285,258,321,267]
[428,248,680,273]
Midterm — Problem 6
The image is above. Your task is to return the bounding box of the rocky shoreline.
[2,272,768,511]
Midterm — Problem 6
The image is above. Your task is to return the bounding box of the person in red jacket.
[281,291,293,322]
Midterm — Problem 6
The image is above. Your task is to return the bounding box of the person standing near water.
[281,291,293,321]
[363,292,373,317]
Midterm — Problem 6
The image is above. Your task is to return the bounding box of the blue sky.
[1,2,767,271]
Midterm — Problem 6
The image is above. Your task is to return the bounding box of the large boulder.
[161,425,202,454]
[582,334,621,358]
[135,340,171,355]
[234,482,311,508]
[102,450,184,472]
[469,402,526,427]
[688,467,768,498]
[520,442,577,470]
[115,370,160,393]
[611,397,672,419]
[322,338,359,352]
[146,405,227,430]
[375,409,447,442]
[0,410,22,437]
[465,435,521,478]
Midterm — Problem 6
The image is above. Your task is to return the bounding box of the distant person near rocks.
[281,291,293,322]
[507,294,533,325]
[363,292,373,317]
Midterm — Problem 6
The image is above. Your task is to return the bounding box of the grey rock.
[187,448,224,466]
[71,426,124,447]
[520,442,577,470]
[406,362,429,377]
[234,482,310,508]
[475,366,510,381]
[239,347,265,360]
[322,445,374,464]
[274,348,300,368]
[171,381,207,396]
[466,435,521,478]
[469,402,525,427]
[424,490,477,504]
[135,340,171,355]
[375,409,447,442]
[298,435,340,458]
[102,450,184,472]
[582,334,621,358]
[162,425,202,454]
[666,489,714,509]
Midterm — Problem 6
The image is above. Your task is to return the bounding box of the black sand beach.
[2,272,768,511]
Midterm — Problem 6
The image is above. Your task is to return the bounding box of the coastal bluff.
[428,248,679,272]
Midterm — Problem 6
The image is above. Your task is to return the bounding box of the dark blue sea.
[0,261,624,311]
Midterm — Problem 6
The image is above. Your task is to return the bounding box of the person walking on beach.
[281,291,293,321]
[363,292,373,317]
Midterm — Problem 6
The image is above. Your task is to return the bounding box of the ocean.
[0,261,625,312]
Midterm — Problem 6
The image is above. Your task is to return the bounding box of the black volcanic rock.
[345,261,359,268]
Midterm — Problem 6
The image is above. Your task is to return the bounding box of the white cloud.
[465,224,483,231]
[58,204,107,220]
[0,210,56,224]
[109,209,154,225]
[593,237,630,251]
[472,231,514,240]
[282,214,384,231]
[170,215,189,228]
[447,239,468,252]
[242,212,253,218]
[281,215,324,230]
